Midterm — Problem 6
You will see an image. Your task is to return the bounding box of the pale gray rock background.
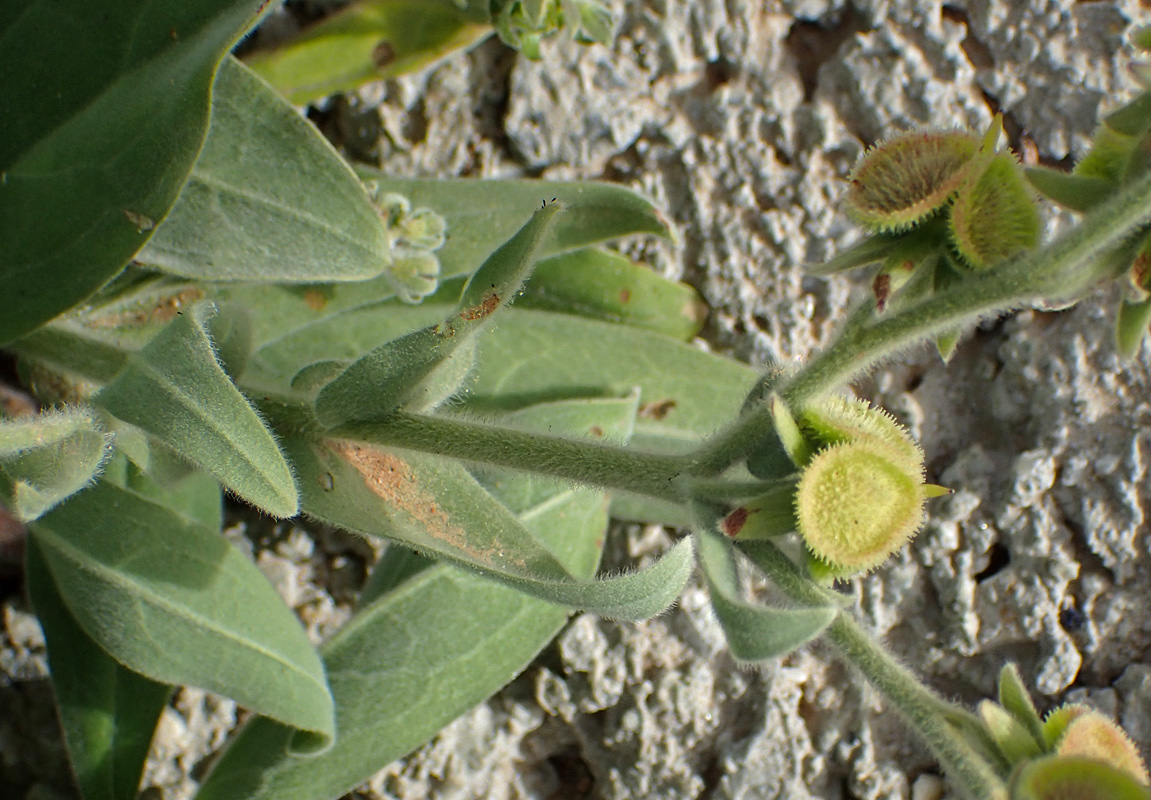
[3,1,1151,799]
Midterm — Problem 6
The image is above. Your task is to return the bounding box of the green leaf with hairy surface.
[245,0,489,105]
[30,480,335,746]
[138,58,392,283]
[1117,295,1151,357]
[0,0,272,345]
[0,408,112,521]
[287,428,692,617]
[194,397,624,800]
[997,664,1045,749]
[355,171,674,280]
[25,537,171,800]
[517,248,706,340]
[1024,167,1115,213]
[696,525,836,663]
[314,204,562,426]
[95,301,298,517]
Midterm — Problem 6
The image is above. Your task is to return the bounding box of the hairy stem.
[692,170,1151,474]
[740,540,1008,800]
[330,411,693,504]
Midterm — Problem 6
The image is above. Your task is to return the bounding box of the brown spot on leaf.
[721,507,750,537]
[83,288,204,329]
[331,441,509,566]
[303,289,328,311]
[459,292,500,321]
[372,41,396,69]
[589,426,604,437]
[638,398,677,420]
[1132,252,1151,290]
[873,272,891,312]
[619,288,632,304]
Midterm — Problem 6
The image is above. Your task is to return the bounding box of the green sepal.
[979,700,1043,765]
[1011,755,1151,800]
[997,663,1046,749]
[949,152,1041,271]
[1104,93,1151,138]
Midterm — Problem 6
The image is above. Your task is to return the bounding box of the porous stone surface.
[3,1,1151,799]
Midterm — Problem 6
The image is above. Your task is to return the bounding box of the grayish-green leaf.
[696,525,836,663]
[0,0,272,344]
[355,172,674,280]
[25,537,171,800]
[139,58,392,283]
[193,393,625,800]
[314,203,562,426]
[0,408,112,521]
[95,301,298,517]
[1024,167,1115,213]
[286,434,574,581]
[30,480,334,744]
[517,248,706,341]
[289,429,692,617]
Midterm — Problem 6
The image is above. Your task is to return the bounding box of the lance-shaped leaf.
[288,432,692,618]
[245,0,490,105]
[0,407,112,521]
[95,301,298,517]
[194,396,628,800]
[0,0,272,344]
[138,57,393,283]
[25,537,171,800]
[695,524,836,663]
[1025,167,1115,213]
[29,480,335,746]
[516,248,706,341]
[314,203,562,426]
[211,172,673,348]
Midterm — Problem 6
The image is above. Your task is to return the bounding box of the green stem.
[740,540,1008,800]
[692,170,1151,473]
[330,411,693,504]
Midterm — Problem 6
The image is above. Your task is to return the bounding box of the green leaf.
[0,0,272,345]
[94,301,298,517]
[1024,167,1115,213]
[25,537,171,800]
[138,58,393,283]
[287,429,693,617]
[193,394,623,800]
[997,663,1046,749]
[695,525,836,663]
[356,172,674,281]
[245,0,490,105]
[29,480,335,745]
[314,203,563,426]
[517,248,706,340]
[1117,295,1151,358]
[0,408,112,521]
[285,434,573,581]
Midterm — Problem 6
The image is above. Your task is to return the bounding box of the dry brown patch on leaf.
[458,292,500,322]
[332,441,500,565]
